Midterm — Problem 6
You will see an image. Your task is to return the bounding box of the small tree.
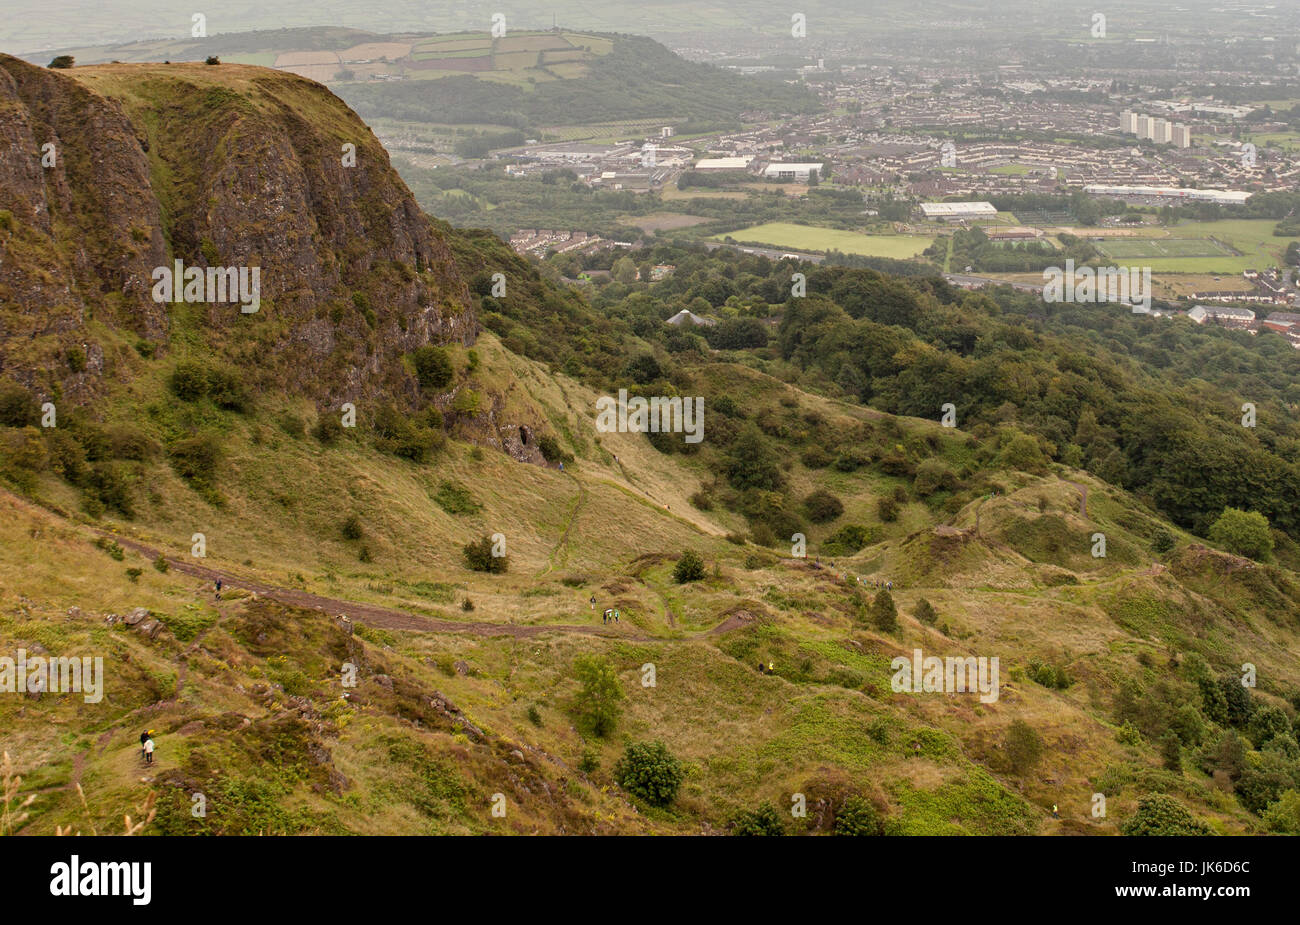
[914,598,938,625]
[1121,794,1211,836]
[834,795,883,836]
[572,655,624,738]
[803,489,844,524]
[877,496,899,522]
[48,55,74,69]
[1208,508,1273,561]
[1005,719,1044,775]
[463,535,508,573]
[870,590,898,632]
[730,802,786,836]
[410,345,454,390]
[614,741,683,806]
[673,549,706,583]
[1150,528,1175,554]
[341,514,364,541]
[204,56,220,65]
[1159,731,1182,772]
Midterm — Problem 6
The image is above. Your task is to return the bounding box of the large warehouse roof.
[920,201,998,218]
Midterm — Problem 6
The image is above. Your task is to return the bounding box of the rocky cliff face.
[0,55,476,407]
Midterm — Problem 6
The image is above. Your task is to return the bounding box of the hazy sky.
[0,1,1289,57]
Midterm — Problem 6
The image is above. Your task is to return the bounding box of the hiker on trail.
[143,735,155,765]
[559,462,564,471]
[139,730,149,759]
[590,595,596,610]
[215,577,223,600]
[614,610,619,623]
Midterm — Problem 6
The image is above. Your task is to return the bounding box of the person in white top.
[143,737,155,765]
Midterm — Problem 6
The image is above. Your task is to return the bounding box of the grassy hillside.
[3,58,1300,838]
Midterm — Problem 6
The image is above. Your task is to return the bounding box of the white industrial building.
[694,156,752,171]
[919,201,999,221]
[1083,185,1252,205]
[763,162,824,181]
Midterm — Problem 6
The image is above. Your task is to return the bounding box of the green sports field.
[714,223,933,258]
[1091,220,1298,274]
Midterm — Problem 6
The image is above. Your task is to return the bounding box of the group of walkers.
[589,595,620,624]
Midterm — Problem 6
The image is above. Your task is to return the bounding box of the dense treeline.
[545,243,1300,545]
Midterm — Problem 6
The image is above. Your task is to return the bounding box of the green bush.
[168,434,221,488]
[1005,719,1044,774]
[803,489,844,524]
[614,741,683,807]
[730,802,786,836]
[1151,528,1176,554]
[1208,508,1273,561]
[834,795,883,835]
[313,414,343,444]
[537,434,573,464]
[673,549,706,583]
[870,590,897,632]
[463,535,508,573]
[341,514,364,541]
[877,497,899,522]
[913,458,957,496]
[823,523,877,556]
[411,346,454,390]
[572,654,624,738]
[168,361,210,401]
[1121,794,1212,836]
[0,382,38,427]
[914,598,938,625]
[434,480,480,515]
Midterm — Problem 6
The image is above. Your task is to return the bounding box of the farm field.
[619,212,710,232]
[716,222,934,258]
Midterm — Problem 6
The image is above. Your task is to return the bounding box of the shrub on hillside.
[614,741,684,807]
[913,458,957,496]
[673,549,706,583]
[410,346,454,390]
[463,535,508,573]
[1208,508,1273,561]
[1004,719,1045,775]
[834,795,884,836]
[168,435,221,488]
[877,497,899,522]
[1121,795,1212,836]
[823,523,877,556]
[313,413,343,444]
[914,598,938,625]
[0,382,38,427]
[729,802,786,836]
[433,480,480,515]
[870,590,897,632]
[803,489,844,524]
[537,434,573,465]
[1026,658,1071,690]
[341,514,364,541]
[1151,528,1176,554]
[572,655,624,738]
[801,446,833,469]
